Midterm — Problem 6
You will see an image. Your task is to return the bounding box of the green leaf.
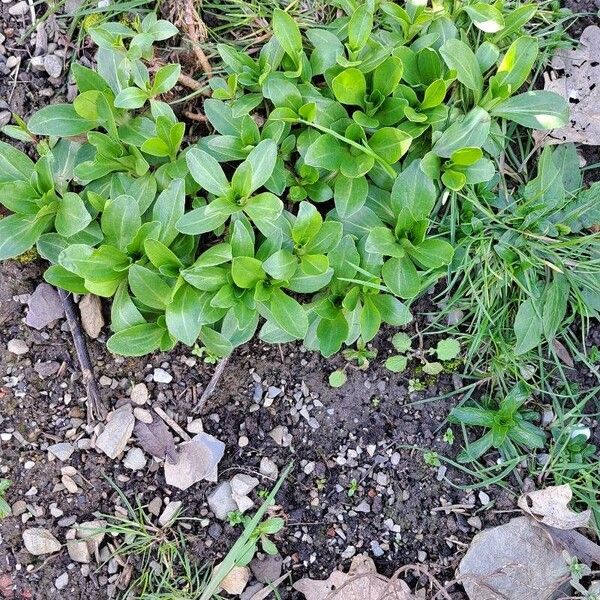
[407,238,454,268]
[0,140,34,183]
[101,195,141,251]
[490,91,568,129]
[464,3,505,33]
[495,36,538,91]
[385,355,408,373]
[370,294,412,326]
[451,406,495,427]
[514,298,542,355]
[128,265,172,310]
[348,3,372,51]
[166,284,204,346]
[114,87,149,109]
[423,361,443,375]
[372,56,404,98]
[269,288,308,339]
[542,276,569,339]
[199,326,234,357]
[232,256,265,288]
[152,64,181,94]
[317,312,349,357]
[186,148,230,196]
[332,68,366,106]
[0,213,52,260]
[436,338,461,360]
[391,160,436,220]
[111,281,145,332]
[392,332,411,353]
[176,206,229,236]
[368,128,412,164]
[28,104,96,136]
[55,192,92,238]
[432,107,491,158]
[440,40,483,97]
[360,296,381,342]
[272,8,303,60]
[304,134,345,170]
[245,139,277,193]
[44,265,88,294]
[152,178,185,246]
[334,175,368,218]
[107,323,165,357]
[329,369,347,387]
[263,249,297,281]
[382,256,421,299]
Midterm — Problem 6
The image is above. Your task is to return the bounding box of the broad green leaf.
[114,87,149,109]
[107,323,164,356]
[128,264,172,310]
[199,326,234,357]
[308,29,344,75]
[432,107,491,158]
[370,294,412,326]
[272,8,303,60]
[111,281,145,332]
[55,192,92,239]
[440,40,483,97]
[269,288,308,339]
[0,213,52,260]
[186,148,230,196]
[332,68,366,106]
[348,3,373,51]
[360,297,381,342]
[514,298,542,355]
[0,141,34,183]
[28,104,96,136]
[152,178,185,246]
[176,205,229,235]
[166,284,204,346]
[317,312,349,357]
[232,256,265,288]
[436,338,461,360]
[464,3,505,33]
[391,160,436,219]
[490,91,568,129]
[304,134,345,171]
[101,195,141,251]
[328,369,347,387]
[368,128,412,164]
[245,139,277,193]
[542,276,569,339]
[495,36,538,91]
[385,355,408,373]
[372,56,404,98]
[334,175,368,218]
[382,256,421,299]
[152,64,181,94]
[44,265,88,294]
[407,238,454,268]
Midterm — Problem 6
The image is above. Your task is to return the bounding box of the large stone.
[123,447,146,471]
[207,482,237,521]
[164,433,224,491]
[22,528,61,555]
[250,555,283,583]
[25,283,64,330]
[220,566,250,596]
[96,405,134,459]
[67,539,91,563]
[458,517,570,600]
[48,442,74,462]
[158,501,182,527]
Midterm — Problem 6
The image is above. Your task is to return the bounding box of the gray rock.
[96,405,135,459]
[130,383,149,405]
[76,520,106,551]
[164,433,224,491]
[355,500,371,513]
[259,457,278,479]
[207,482,237,520]
[231,473,259,498]
[43,54,62,78]
[123,447,146,471]
[133,407,153,423]
[7,339,28,355]
[153,368,172,384]
[250,555,283,583]
[79,294,103,339]
[158,500,182,527]
[67,539,90,563]
[54,572,68,590]
[458,517,570,600]
[34,361,60,378]
[22,528,61,555]
[25,283,64,330]
[48,442,74,462]
[8,1,29,16]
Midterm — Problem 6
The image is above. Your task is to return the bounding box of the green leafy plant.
[385,332,461,374]
[0,2,570,361]
[0,479,11,518]
[450,382,545,463]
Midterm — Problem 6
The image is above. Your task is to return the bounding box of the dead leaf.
[25,283,64,330]
[458,517,570,600]
[543,525,600,566]
[293,554,415,600]
[248,574,289,600]
[219,565,250,596]
[163,432,225,491]
[133,415,178,463]
[518,484,591,530]
[79,294,104,339]
[535,26,600,146]
[552,339,574,368]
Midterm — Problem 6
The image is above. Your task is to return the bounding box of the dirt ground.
[0,1,598,599]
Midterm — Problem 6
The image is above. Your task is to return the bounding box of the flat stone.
[130,383,149,405]
[8,1,29,16]
[153,368,172,384]
[48,442,74,462]
[22,528,61,555]
[25,283,64,330]
[54,572,68,590]
[259,457,279,479]
[220,565,250,596]
[207,482,237,520]
[96,405,134,459]
[231,474,259,498]
[186,419,203,434]
[79,294,103,339]
[133,407,153,424]
[76,520,106,550]
[250,555,283,583]
[164,433,224,491]
[34,361,60,378]
[7,339,28,355]
[67,539,90,563]
[158,501,182,527]
[123,447,146,471]
[43,54,62,78]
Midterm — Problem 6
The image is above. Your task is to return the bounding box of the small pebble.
[153,368,172,384]
[7,339,29,355]
[8,1,29,16]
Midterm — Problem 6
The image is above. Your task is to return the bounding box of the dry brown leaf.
[79,294,104,339]
[293,554,415,600]
[535,26,600,146]
[518,484,591,530]
[133,415,178,463]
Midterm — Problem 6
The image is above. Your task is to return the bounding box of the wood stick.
[152,405,191,442]
[56,289,105,423]
[195,357,229,414]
